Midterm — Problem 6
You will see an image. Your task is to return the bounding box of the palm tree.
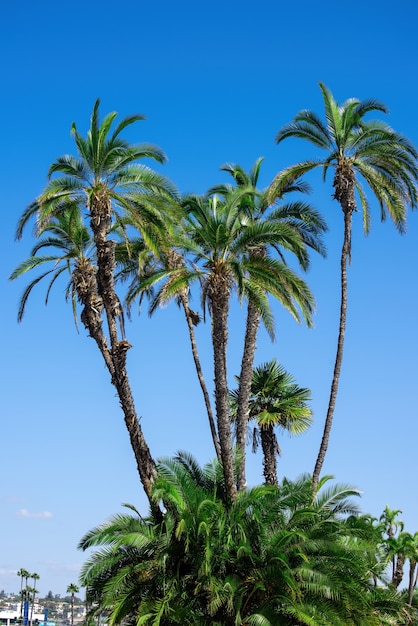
[13,100,177,502]
[79,453,409,625]
[17,569,30,618]
[29,574,40,626]
[274,83,418,489]
[210,159,326,490]
[66,584,79,626]
[116,223,221,461]
[230,359,312,485]
[177,189,315,500]
[10,207,93,325]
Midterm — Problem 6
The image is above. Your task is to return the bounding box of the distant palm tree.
[274,83,418,489]
[28,575,39,626]
[17,569,30,618]
[66,584,79,626]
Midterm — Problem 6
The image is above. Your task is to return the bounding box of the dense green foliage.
[78,454,414,625]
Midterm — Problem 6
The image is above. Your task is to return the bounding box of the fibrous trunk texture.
[236,247,266,490]
[236,299,261,490]
[209,274,236,501]
[312,163,354,490]
[76,190,157,502]
[393,554,405,589]
[260,425,278,486]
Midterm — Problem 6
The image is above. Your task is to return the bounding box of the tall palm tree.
[176,190,315,500]
[274,83,418,489]
[230,359,312,485]
[66,584,80,626]
[13,100,177,502]
[211,159,326,489]
[29,574,40,626]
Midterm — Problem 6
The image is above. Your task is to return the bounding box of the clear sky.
[2,0,418,598]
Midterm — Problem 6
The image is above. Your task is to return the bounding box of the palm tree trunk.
[236,299,261,490]
[393,553,405,589]
[236,246,266,491]
[210,284,236,501]
[408,561,416,605]
[180,293,221,460]
[260,425,278,485]
[83,192,157,504]
[29,590,36,626]
[19,573,24,618]
[312,207,352,490]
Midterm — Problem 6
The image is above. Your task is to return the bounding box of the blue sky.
[2,0,418,598]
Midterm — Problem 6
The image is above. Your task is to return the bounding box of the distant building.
[0,612,52,626]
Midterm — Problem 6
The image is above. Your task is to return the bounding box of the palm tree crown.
[274,82,418,236]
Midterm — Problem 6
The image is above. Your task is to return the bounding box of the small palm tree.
[274,83,418,489]
[230,359,312,485]
[66,584,79,626]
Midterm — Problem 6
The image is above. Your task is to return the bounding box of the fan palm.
[210,159,326,491]
[13,100,177,501]
[274,83,418,489]
[230,359,312,485]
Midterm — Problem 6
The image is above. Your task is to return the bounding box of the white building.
[0,612,49,626]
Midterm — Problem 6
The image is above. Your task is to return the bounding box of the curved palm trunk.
[312,205,353,490]
[180,293,221,460]
[210,281,236,501]
[166,250,220,460]
[260,425,278,486]
[236,299,261,490]
[80,191,157,503]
